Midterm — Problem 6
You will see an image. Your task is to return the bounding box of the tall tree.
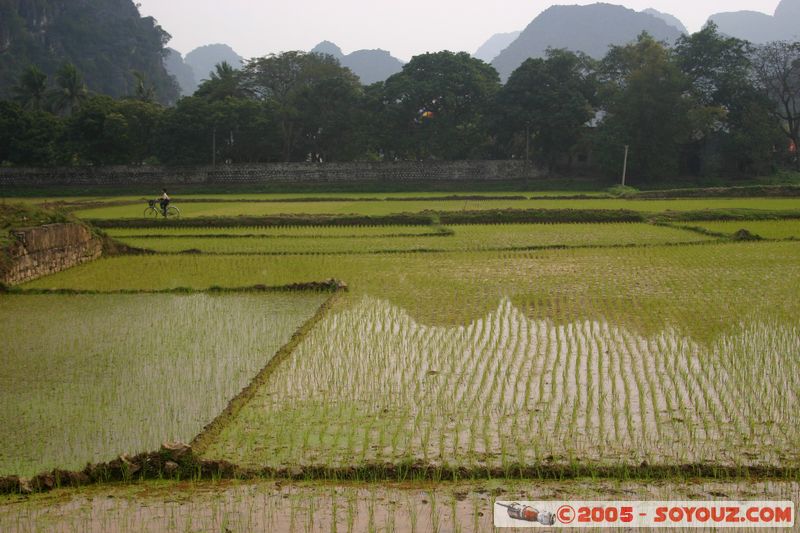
[675,24,780,175]
[51,63,89,116]
[242,52,362,161]
[294,76,364,161]
[115,99,163,163]
[12,66,48,112]
[65,96,132,164]
[381,51,500,160]
[595,33,692,181]
[752,41,800,169]
[154,96,282,165]
[495,49,596,171]
[0,101,66,165]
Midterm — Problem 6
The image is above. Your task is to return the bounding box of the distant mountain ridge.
[311,41,403,85]
[164,48,197,96]
[642,8,688,34]
[185,44,244,82]
[491,3,683,81]
[708,0,800,44]
[473,31,522,63]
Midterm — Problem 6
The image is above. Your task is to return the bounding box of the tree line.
[1,24,798,183]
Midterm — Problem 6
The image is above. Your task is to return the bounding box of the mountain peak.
[473,31,522,63]
[184,44,244,81]
[309,41,403,85]
[774,0,800,18]
[642,8,688,34]
[709,0,799,44]
[311,41,345,60]
[491,3,682,81]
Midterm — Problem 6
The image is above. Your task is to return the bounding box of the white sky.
[135,0,781,62]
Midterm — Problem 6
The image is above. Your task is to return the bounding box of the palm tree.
[195,62,249,100]
[13,66,48,111]
[51,63,89,115]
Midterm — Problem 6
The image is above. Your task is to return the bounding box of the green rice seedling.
[0,292,326,477]
[75,197,800,220]
[198,292,799,472]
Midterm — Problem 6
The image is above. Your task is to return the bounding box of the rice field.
[3,190,800,529]
[0,293,326,477]
[200,296,800,470]
[21,242,800,343]
[72,197,800,219]
[1,479,797,533]
[689,219,800,239]
[110,223,713,254]
[105,225,449,238]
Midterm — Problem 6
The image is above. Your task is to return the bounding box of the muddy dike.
[1,444,797,496]
[634,185,800,199]
[9,279,349,295]
[88,209,646,229]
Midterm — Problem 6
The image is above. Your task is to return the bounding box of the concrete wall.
[0,161,542,187]
[2,223,102,285]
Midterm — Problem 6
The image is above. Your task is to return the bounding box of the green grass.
[110,223,712,254]
[72,197,800,219]
[688,219,800,240]
[0,292,326,477]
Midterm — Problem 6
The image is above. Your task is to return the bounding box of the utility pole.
[621,144,629,186]
[524,124,530,189]
[212,126,217,167]
[525,124,530,166]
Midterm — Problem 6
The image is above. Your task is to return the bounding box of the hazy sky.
[136,0,782,61]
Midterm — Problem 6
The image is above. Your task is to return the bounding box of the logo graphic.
[496,502,556,525]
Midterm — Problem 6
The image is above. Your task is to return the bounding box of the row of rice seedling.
[689,219,800,240]
[105,225,448,238]
[73,197,800,220]
[202,296,800,471]
[0,293,326,477]
[110,223,712,255]
[3,479,796,532]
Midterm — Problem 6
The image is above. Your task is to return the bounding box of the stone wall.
[2,223,102,285]
[0,160,542,187]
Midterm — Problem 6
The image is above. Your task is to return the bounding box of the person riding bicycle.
[159,189,171,216]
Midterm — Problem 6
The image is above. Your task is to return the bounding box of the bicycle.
[144,199,181,219]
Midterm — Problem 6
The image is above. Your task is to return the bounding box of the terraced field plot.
[0,293,326,477]
[2,479,797,533]
[73,197,800,219]
[20,234,800,471]
[110,223,712,254]
[105,225,448,238]
[690,219,800,239]
[200,297,800,470]
[23,242,800,341]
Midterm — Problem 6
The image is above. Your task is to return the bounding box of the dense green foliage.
[1,24,798,184]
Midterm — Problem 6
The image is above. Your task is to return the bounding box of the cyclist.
[159,189,171,216]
